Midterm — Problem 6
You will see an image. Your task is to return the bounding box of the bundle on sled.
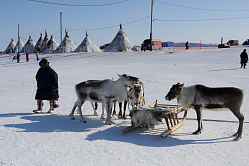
[122,100,187,137]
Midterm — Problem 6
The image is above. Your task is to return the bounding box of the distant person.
[240,49,248,69]
[8,48,11,54]
[34,59,59,113]
[36,47,40,61]
[185,41,189,50]
[17,52,20,63]
[12,46,18,62]
[26,53,29,62]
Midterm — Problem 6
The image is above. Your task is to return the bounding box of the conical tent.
[43,35,59,53]
[57,30,77,53]
[74,32,101,53]
[105,24,137,52]
[14,37,24,53]
[5,38,16,53]
[34,33,43,52]
[24,35,36,54]
[40,30,49,52]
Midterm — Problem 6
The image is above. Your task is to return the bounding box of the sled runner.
[122,100,187,137]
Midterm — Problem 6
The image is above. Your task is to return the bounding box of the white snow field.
[0,47,249,166]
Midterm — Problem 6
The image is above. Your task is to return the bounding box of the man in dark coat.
[240,49,248,69]
[34,59,59,113]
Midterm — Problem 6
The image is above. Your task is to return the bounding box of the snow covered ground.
[0,47,249,166]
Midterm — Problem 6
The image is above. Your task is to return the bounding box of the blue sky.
[1,0,249,51]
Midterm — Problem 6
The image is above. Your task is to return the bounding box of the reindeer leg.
[69,101,78,120]
[193,106,203,135]
[73,99,86,123]
[118,102,123,118]
[105,102,115,125]
[100,103,106,119]
[230,108,244,140]
[78,100,87,123]
[112,102,117,115]
[123,100,127,119]
[91,102,98,116]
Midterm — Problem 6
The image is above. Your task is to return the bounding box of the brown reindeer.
[165,83,246,140]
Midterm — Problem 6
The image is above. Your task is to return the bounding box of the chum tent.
[57,30,77,53]
[34,33,43,52]
[43,35,59,54]
[74,32,101,53]
[40,30,49,52]
[14,37,24,53]
[24,35,36,54]
[5,38,16,54]
[105,24,137,52]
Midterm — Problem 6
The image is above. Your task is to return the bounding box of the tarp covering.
[5,38,16,53]
[105,24,137,52]
[24,35,36,54]
[57,31,77,53]
[14,38,24,53]
[43,35,59,53]
[40,31,49,52]
[34,33,43,52]
[74,32,101,53]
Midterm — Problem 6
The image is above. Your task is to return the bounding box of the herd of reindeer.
[69,74,247,140]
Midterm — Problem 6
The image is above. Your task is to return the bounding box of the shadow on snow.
[1,112,235,147]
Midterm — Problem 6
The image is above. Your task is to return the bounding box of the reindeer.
[113,81,145,119]
[165,83,247,140]
[128,82,145,107]
[69,74,139,125]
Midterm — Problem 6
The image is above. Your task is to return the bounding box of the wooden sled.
[122,100,188,137]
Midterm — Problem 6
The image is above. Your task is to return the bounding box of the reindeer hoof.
[69,115,75,120]
[234,136,241,141]
[105,121,115,125]
[80,119,87,123]
[193,130,202,135]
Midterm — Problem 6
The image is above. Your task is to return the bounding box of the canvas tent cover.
[74,33,101,53]
[105,25,137,52]
[14,38,24,53]
[5,38,16,53]
[43,36,59,53]
[34,33,43,52]
[40,31,49,52]
[24,36,36,54]
[57,31,77,53]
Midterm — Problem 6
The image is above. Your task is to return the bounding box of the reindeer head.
[165,83,184,101]
[118,74,139,86]
[129,84,144,106]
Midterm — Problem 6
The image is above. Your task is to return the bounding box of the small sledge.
[122,100,187,137]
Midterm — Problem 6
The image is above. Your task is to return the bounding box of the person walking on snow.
[36,47,40,61]
[34,59,59,113]
[240,49,248,69]
[26,53,29,62]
